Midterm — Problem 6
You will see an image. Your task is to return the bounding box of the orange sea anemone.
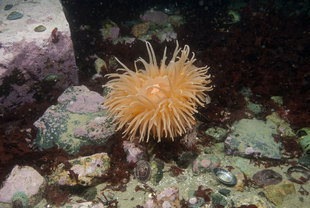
[103,41,212,142]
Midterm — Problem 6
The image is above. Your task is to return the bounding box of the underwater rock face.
[34,85,115,155]
[224,118,282,160]
[0,165,45,206]
[0,0,78,113]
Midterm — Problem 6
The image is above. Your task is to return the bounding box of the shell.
[213,168,237,186]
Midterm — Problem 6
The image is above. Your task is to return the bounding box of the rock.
[271,96,283,106]
[0,165,45,207]
[234,195,273,208]
[143,187,181,208]
[218,189,231,197]
[4,4,13,10]
[158,31,177,42]
[235,157,256,176]
[82,187,97,201]
[7,11,23,20]
[99,20,120,40]
[180,125,198,149]
[65,201,104,208]
[224,118,282,160]
[140,10,169,23]
[239,87,253,98]
[130,18,177,42]
[247,101,263,115]
[131,22,150,37]
[123,140,145,163]
[298,154,310,167]
[34,85,115,155]
[266,112,296,137]
[176,151,198,169]
[98,190,116,206]
[49,152,110,186]
[150,158,165,185]
[0,0,78,114]
[264,182,296,206]
[11,191,28,208]
[252,169,282,187]
[94,58,106,74]
[192,154,220,175]
[211,193,227,207]
[34,24,47,32]
[188,196,205,208]
[205,126,227,142]
[134,160,152,183]
[234,172,245,192]
[168,15,184,27]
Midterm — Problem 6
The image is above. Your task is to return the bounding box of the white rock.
[0,165,45,205]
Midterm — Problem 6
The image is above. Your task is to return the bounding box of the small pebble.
[189,197,198,204]
[7,11,23,20]
[219,188,231,196]
[34,25,46,32]
[4,4,13,10]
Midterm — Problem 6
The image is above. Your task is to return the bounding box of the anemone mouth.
[139,76,170,104]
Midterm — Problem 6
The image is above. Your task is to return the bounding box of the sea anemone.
[103,41,212,142]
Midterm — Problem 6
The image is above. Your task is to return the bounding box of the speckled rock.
[224,118,282,160]
[0,165,45,207]
[49,152,110,186]
[0,0,78,113]
[34,85,115,155]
